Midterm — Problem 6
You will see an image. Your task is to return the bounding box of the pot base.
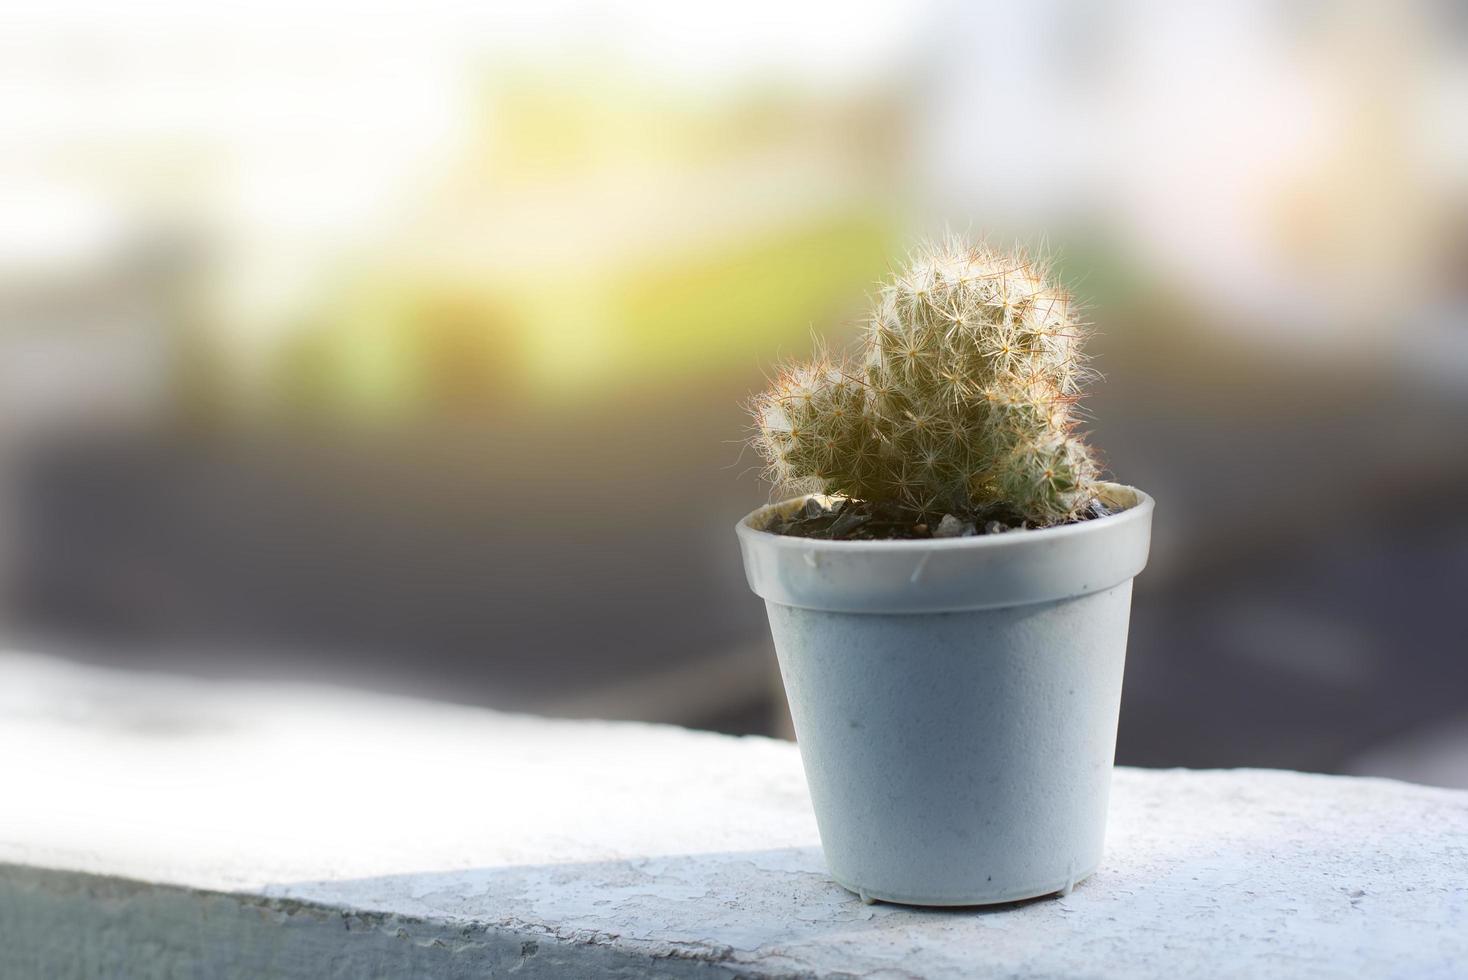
[831,865,1097,908]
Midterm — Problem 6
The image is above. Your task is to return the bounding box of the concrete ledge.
[1,652,1465,978]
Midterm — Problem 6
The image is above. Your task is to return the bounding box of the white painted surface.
[1,652,1465,978]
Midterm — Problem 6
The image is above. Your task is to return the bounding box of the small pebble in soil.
[828,507,871,538]
[933,514,977,538]
[984,520,1008,535]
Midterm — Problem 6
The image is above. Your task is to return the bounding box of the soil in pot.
[764,496,1113,542]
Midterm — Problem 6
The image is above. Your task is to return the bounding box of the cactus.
[750,236,1099,527]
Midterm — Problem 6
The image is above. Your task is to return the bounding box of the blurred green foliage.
[275,213,895,422]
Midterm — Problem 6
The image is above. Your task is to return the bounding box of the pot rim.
[736,482,1151,553]
[736,482,1154,613]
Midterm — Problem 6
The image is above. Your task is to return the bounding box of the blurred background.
[2,0,1465,784]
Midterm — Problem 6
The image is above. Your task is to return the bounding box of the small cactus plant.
[750,236,1100,528]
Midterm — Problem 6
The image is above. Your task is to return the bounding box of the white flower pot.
[737,483,1154,906]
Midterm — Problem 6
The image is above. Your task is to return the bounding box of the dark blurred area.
[2,2,1465,784]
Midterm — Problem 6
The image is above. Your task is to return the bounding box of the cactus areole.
[750,236,1108,534]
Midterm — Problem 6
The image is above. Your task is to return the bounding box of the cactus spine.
[751,236,1099,527]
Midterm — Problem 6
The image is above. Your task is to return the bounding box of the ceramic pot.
[737,483,1153,906]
